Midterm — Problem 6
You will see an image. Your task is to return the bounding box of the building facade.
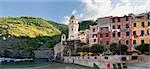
[110,16,132,50]
[131,13,150,50]
[97,16,112,46]
[79,29,89,44]
[68,15,79,40]
[89,25,99,45]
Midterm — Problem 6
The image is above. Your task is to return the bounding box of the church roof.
[70,15,76,19]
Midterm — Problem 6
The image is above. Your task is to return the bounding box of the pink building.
[111,16,132,50]
[97,16,112,46]
[89,25,99,45]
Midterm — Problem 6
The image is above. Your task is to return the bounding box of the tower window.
[72,28,73,31]
[148,22,150,26]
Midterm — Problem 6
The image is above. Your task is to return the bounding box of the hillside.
[0,16,63,37]
[0,16,68,58]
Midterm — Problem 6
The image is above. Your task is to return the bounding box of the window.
[106,27,109,31]
[133,31,136,35]
[72,28,73,31]
[118,18,120,22]
[112,18,115,23]
[118,32,121,37]
[94,39,96,42]
[126,32,129,36]
[148,22,150,26]
[126,24,129,28]
[133,40,136,44]
[106,33,109,37]
[119,41,121,44]
[100,28,103,31]
[134,23,136,27]
[126,40,129,45]
[93,34,97,38]
[141,30,144,36]
[141,22,144,27]
[106,41,109,45]
[113,25,115,29]
[147,30,149,35]
[118,25,121,29]
[113,33,115,37]
[93,28,96,32]
[141,40,144,44]
[125,17,128,21]
[100,34,103,37]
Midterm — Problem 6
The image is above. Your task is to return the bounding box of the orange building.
[131,13,150,50]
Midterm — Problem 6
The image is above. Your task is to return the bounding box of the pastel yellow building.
[131,13,150,50]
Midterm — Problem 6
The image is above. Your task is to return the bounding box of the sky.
[0,0,150,24]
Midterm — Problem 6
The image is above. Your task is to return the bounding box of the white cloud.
[80,0,150,20]
[62,9,83,25]
[62,16,70,25]
[61,0,150,24]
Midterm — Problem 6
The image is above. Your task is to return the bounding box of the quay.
[61,55,149,69]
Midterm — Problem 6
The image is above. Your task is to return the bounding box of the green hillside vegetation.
[0,16,61,37]
[79,20,96,31]
[0,16,68,58]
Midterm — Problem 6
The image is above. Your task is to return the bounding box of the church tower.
[68,15,79,40]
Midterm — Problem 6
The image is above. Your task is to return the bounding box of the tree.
[76,46,91,52]
[121,44,128,55]
[91,44,104,53]
[110,43,128,55]
[136,44,150,55]
[110,43,118,54]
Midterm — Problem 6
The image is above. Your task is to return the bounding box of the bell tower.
[68,15,79,40]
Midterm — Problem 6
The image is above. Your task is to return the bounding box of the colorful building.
[110,16,132,50]
[97,16,112,46]
[78,12,150,51]
[89,25,99,45]
[79,29,90,44]
[131,13,150,50]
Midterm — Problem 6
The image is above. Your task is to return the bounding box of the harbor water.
[0,59,90,69]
